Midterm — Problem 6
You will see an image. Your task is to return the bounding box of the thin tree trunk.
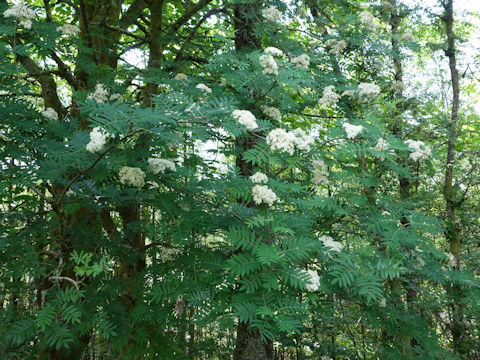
[440,0,467,357]
[232,2,273,359]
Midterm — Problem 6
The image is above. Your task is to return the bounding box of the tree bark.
[441,0,467,357]
[232,2,273,360]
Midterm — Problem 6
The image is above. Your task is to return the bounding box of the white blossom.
[319,235,343,252]
[148,158,176,174]
[267,128,295,155]
[250,172,268,184]
[342,89,356,97]
[375,138,388,152]
[291,128,313,152]
[358,82,381,98]
[401,31,415,42]
[374,138,389,161]
[42,107,58,121]
[87,84,109,103]
[405,139,431,161]
[312,159,329,186]
[109,93,123,101]
[147,181,159,189]
[3,2,35,29]
[301,269,320,291]
[259,54,278,75]
[292,54,310,69]
[262,7,282,22]
[325,39,347,55]
[232,110,258,130]
[56,24,80,36]
[266,128,312,154]
[174,73,187,80]
[416,256,425,268]
[359,11,379,30]
[343,123,363,139]
[261,106,282,121]
[446,253,456,267]
[378,298,387,307]
[379,39,391,48]
[86,126,112,153]
[118,166,146,188]
[252,185,277,207]
[318,85,341,107]
[264,47,283,56]
[160,247,181,261]
[195,83,211,93]
[65,189,76,197]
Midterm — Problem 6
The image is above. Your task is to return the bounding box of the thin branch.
[49,276,80,290]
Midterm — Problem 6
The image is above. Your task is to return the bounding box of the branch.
[167,0,214,33]
[49,51,82,90]
[173,8,226,66]
[49,276,80,290]
[54,130,144,206]
[119,0,148,31]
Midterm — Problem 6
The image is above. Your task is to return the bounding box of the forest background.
[1,0,480,359]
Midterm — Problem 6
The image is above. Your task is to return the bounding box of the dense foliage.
[1,0,479,359]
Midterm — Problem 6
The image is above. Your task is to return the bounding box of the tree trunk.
[232,2,273,359]
[441,0,467,357]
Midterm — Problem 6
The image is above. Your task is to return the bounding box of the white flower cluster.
[109,93,123,101]
[232,110,258,130]
[264,47,283,56]
[250,172,268,184]
[174,73,187,80]
[3,2,35,29]
[118,166,146,188]
[42,107,58,121]
[318,85,341,107]
[262,7,282,22]
[319,235,343,252]
[405,140,432,161]
[312,159,329,186]
[343,123,363,139]
[292,54,310,69]
[259,54,278,75]
[301,269,320,292]
[379,39,391,48]
[266,128,312,155]
[252,185,277,207]
[359,11,379,30]
[196,83,212,93]
[358,82,381,99]
[291,128,312,151]
[446,253,456,267]
[261,106,282,121]
[86,126,113,153]
[401,31,415,42]
[375,138,388,152]
[342,89,356,97]
[57,24,80,36]
[87,84,109,103]
[325,39,348,55]
[374,138,389,160]
[148,158,176,174]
